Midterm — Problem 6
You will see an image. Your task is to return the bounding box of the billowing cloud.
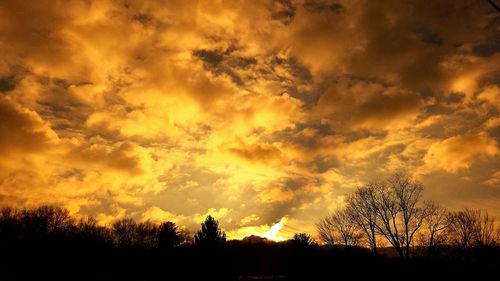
[313,80,422,131]
[0,0,499,238]
[0,96,59,155]
[424,132,499,173]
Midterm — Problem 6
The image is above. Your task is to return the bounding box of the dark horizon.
[1,202,499,280]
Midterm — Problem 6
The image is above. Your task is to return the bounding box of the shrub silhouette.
[292,233,316,247]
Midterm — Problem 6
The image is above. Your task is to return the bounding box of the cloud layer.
[0,0,499,238]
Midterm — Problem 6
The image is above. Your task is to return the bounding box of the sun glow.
[265,217,288,241]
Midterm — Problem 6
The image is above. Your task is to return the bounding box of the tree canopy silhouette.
[158,221,183,249]
[194,215,226,246]
[292,233,316,247]
[0,202,499,281]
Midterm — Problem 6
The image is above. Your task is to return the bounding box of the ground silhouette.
[0,206,499,281]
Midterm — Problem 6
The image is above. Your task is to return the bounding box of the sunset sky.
[0,0,499,240]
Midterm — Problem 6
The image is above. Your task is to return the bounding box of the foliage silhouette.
[194,215,226,246]
[316,173,500,261]
[447,208,496,249]
[0,203,499,281]
[158,221,183,249]
[292,233,316,247]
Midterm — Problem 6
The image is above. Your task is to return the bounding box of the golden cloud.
[0,0,499,235]
[424,132,499,173]
[313,80,422,131]
[0,96,59,155]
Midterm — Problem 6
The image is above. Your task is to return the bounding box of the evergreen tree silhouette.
[194,215,226,246]
[158,221,182,249]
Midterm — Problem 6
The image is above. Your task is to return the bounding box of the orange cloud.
[424,132,499,173]
[313,80,422,131]
[0,0,499,237]
[0,97,59,154]
[258,187,296,204]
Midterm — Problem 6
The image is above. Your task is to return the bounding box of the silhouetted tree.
[112,219,160,248]
[136,221,160,248]
[0,207,22,247]
[158,221,183,248]
[20,205,74,241]
[448,208,496,249]
[422,202,449,256]
[316,218,335,245]
[474,210,496,246]
[292,233,316,247]
[1,204,499,280]
[346,186,378,253]
[496,228,500,245]
[112,218,139,247]
[331,209,360,247]
[366,174,428,259]
[76,216,112,245]
[317,209,359,247]
[194,215,226,246]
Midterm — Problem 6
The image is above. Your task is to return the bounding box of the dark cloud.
[229,142,282,164]
[303,0,344,14]
[66,142,147,175]
[270,0,296,25]
[36,77,94,134]
[0,97,57,154]
[314,80,422,131]
[0,75,17,93]
[194,49,226,67]
[193,47,258,86]
[309,155,339,173]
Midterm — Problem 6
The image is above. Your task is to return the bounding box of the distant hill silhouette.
[241,235,271,244]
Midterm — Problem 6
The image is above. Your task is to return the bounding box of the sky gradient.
[0,0,499,239]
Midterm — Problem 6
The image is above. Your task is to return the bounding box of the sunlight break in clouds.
[265,217,288,242]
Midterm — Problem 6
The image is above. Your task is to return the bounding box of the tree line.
[1,174,499,280]
[0,206,229,250]
[316,173,499,259]
[1,174,499,257]
[1,174,498,258]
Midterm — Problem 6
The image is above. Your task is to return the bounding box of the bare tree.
[368,174,428,259]
[77,216,113,244]
[316,217,335,246]
[475,210,496,246]
[20,205,74,239]
[448,208,496,248]
[316,209,359,247]
[136,221,160,248]
[112,218,139,247]
[496,227,500,245]
[345,186,378,254]
[330,209,359,247]
[421,202,449,256]
[0,207,22,246]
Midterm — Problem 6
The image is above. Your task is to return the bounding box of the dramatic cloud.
[424,132,499,173]
[0,0,499,238]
